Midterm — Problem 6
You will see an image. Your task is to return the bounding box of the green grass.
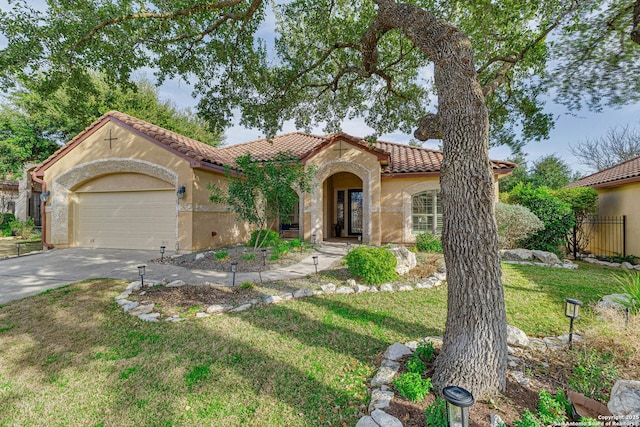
[0,261,619,426]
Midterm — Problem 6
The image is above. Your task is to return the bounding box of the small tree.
[209,152,315,251]
[494,202,544,249]
[570,123,640,172]
[555,187,599,256]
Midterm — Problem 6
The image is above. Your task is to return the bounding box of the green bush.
[569,348,619,402]
[508,183,574,256]
[344,246,397,285]
[494,202,544,249]
[612,272,640,314]
[215,250,229,260]
[405,353,426,375]
[414,341,435,362]
[537,391,567,426]
[424,397,447,427]
[0,213,16,237]
[513,410,541,427]
[415,233,443,253]
[247,229,280,248]
[9,218,37,239]
[393,372,432,402]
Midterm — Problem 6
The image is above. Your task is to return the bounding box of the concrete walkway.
[0,243,348,304]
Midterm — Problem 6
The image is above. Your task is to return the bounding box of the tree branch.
[413,112,441,141]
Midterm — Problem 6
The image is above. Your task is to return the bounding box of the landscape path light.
[137,265,146,287]
[15,242,20,257]
[312,234,317,246]
[442,385,474,427]
[346,242,351,253]
[160,245,166,262]
[261,248,267,267]
[231,262,238,287]
[564,297,583,350]
[312,255,319,274]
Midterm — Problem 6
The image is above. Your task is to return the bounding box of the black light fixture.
[176,185,186,200]
[312,255,319,274]
[137,265,146,287]
[231,262,238,287]
[312,234,317,246]
[160,245,166,262]
[564,297,583,349]
[261,248,267,267]
[443,386,474,427]
[15,242,20,257]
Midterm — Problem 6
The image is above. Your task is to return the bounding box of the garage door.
[76,190,176,250]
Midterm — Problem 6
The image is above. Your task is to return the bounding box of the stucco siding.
[597,183,640,256]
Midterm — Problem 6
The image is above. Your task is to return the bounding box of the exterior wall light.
[160,245,166,262]
[564,297,583,349]
[231,262,238,287]
[443,386,474,427]
[261,248,267,267]
[312,255,318,274]
[40,190,50,203]
[137,265,146,287]
[176,185,186,200]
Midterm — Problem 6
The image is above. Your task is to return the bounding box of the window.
[412,190,442,234]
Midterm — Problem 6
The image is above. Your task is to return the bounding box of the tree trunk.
[371,0,507,397]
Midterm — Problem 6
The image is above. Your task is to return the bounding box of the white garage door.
[76,190,176,250]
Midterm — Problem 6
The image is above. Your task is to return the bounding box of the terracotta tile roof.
[34,111,515,176]
[567,155,640,188]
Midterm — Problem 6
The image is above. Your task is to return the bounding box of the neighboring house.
[28,111,515,252]
[567,155,640,257]
[0,179,18,216]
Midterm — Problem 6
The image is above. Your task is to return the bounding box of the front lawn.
[0,262,627,426]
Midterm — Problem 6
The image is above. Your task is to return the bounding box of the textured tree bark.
[366,0,507,398]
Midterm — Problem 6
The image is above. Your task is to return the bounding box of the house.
[567,155,640,257]
[0,178,19,216]
[28,111,515,252]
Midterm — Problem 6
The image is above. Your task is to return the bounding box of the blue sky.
[2,0,638,176]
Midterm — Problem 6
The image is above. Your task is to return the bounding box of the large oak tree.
[1,0,638,397]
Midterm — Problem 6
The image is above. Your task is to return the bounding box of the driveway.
[0,244,346,305]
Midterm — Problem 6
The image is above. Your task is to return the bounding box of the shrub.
[537,391,567,426]
[0,213,16,236]
[507,183,574,256]
[612,272,640,314]
[247,229,280,248]
[242,253,255,261]
[215,250,229,260]
[414,340,435,362]
[344,246,397,285]
[513,410,541,427]
[239,281,256,290]
[9,218,37,239]
[415,233,443,253]
[405,353,426,375]
[393,372,432,402]
[494,202,544,249]
[568,348,620,402]
[424,397,447,427]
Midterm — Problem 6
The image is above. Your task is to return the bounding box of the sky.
[2,0,639,177]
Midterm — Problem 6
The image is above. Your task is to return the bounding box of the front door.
[348,189,363,235]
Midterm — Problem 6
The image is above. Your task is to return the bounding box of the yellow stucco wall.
[594,182,640,256]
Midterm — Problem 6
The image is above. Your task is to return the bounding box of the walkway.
[0,243,348,304]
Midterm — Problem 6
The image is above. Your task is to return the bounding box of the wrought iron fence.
[574,215,626,258]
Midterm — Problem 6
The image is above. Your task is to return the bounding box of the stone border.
[582,257,640,271]
[114,272,449,323]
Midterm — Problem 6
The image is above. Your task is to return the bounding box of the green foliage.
[214,251,229,260]
[0,212,15,236]
[405,354,426,375]
[495,202,544,249]
[414,341,435,362]
[247,229,281,249]
[393,373,432,403]
[239,281,256,290]
[344,247,397,285]
[210,153,314,251]
[242,253,255,261]
[289,238,302,249]
[9,218,37,239]
[508,184,574,256]
[528,155,574,190]
[513,410,541,427]
[599,253,637,264]
[554,187,599,215]
[537,391,567,426]
[185,365,211,389]
[612,272,640,315]
[569,349,620,402]
[424,397,448,427]
[415,233,443,253]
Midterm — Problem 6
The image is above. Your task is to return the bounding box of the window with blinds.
[412,190,442,234]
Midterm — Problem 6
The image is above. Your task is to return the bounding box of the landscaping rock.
[389,246,417,275]
[510,371,531,387]
[531,250,561,265]
[335,286,355,295]
[117,299,139,312]
[369,389,394,411]
[383,343,413,361]
[622,262,634,270]
[281,293,294,300]
[355,416,379,427]
[635,264,640,271]
[166,280,186,287]
[165,315,185,322]
[355,284,370,293]
[432,272,446,281]
[368,286,379,293]
[371,366,397,387]
[527,338,547,352]
[397,285,413,291]
[293,288,314,298]
[138,312,160,322]
[206,304,233,313]
[312,290,324,296]
[115,290,132,300]
[126,281,142,291]
[507,325,530,348]
[491,414,506,427]
[195,253,205,261]
[320,283,336,294]
[128,303,154,316]
[543,336,566,351]
[562,260,579,270]
[608,380,640,417]
[195,312,209,318]
[501,249,533,261]
[229,303,252,312]
[380,283,394,292]
[371,409,402,427]
[598,294,632,311]
[347,279,357,287]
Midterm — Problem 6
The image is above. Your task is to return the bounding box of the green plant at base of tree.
[568,348,620,402]
[405,353,427,375]
[415,233,443,253]
[344,246,397,285]
[393,372,432,403]
[537,391,568,426]
[513,410,541,427]
[424,397,447,427]
[415,341,435,362]
[215,251,229,260]
[247,229,281,248]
